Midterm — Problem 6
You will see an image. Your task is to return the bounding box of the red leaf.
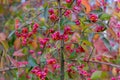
[13,49,25,57]
[93,38,109,54]
[0,33,7,42]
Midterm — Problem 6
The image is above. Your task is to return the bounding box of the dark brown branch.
[57,0,65,80]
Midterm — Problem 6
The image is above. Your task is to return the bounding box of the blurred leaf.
[100,13,111,20]
[14,38,21,50]
[0,33,7,41]
[31,38,38,50]
[44,6,48,20]
[82,40,92,46]
[8,33,16,47]
[112,67,117,76]
[101,71,108,79]
[40,56,46,67]
[93,37,109,54]
[101,37,112,51]
[114,12,120,20]
[45,77,49,80]
[69,51,76,59]
[8,31,15,39]
[0,5,4,14]
[13,49,25,57]
[107,27,117,39]
[81,0,91,13]
[91,71,102,80]
[28,56,38,67]
[1,40,9,52]
[91,8,103,14]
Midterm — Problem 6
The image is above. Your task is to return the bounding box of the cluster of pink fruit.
[15,23,39,46]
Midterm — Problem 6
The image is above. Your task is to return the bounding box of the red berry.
[64,10,71,17]
[76,0,81,6]
[75,19,80,25]
[49,14,58,21]
[28,32,33,37]
[29,50,34,54]
[22,27,28,33]
[48,8,54,15]
[89,14,98,22]
[66,0,72,3]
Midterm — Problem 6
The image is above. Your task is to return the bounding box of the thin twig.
[88,60,120,68]
[87,46,94,62]
[0,65,26,72]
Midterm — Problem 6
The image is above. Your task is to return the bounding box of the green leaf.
[27,67,33,73]
[101,37,112,51]
[8,32,16,47]
[40,56,46,67]
[82,40,92,46]
[101,71,108,78]
[69,51,76,59]
[28,56,38,67]
[100,13,111,20]
[45,77,49,80]
[44,6,48,20]
[91,71,102,80]
[8,31,15,39]
[1,40,9,52]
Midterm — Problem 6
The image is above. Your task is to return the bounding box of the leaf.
[8,32,16,47]
[91,71,102,80]
[102,64,110,71]
[82,40,92,46]
[8,31,15,39]
[69,51,76,59]
[1,40,9,52]
[44,5,48,20]
[13,49,25,57]
[40,56,46,67]
[28,56,38,67]
[100,13,111,20]
[7,55,18,67]
[14,38,21,50]
[45,77,49,80]
[81,0,91,13]
[112,67,117,76]
[93,37,109,54]
[114,12,120,20]
[101,71,108,79]
[107,27,117,39]
[101,37,112,51]
[71,32,80,42]
[0,33,7,42]
[31,38,38,50]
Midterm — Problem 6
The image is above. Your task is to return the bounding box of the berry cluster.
[38,38,49,48]
[51,26,73,41]
[95,26,105,32]
[77,65,91,79]
[67,63,76,73]
[15,23,39,46]
[31,66,48,80]
[48,8,58,21]
[64,10,71,17]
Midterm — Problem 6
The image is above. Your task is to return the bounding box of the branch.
[0,65,26,72]
[57,0,65,80]
[88,60,120,68]
[87,46,94,62]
